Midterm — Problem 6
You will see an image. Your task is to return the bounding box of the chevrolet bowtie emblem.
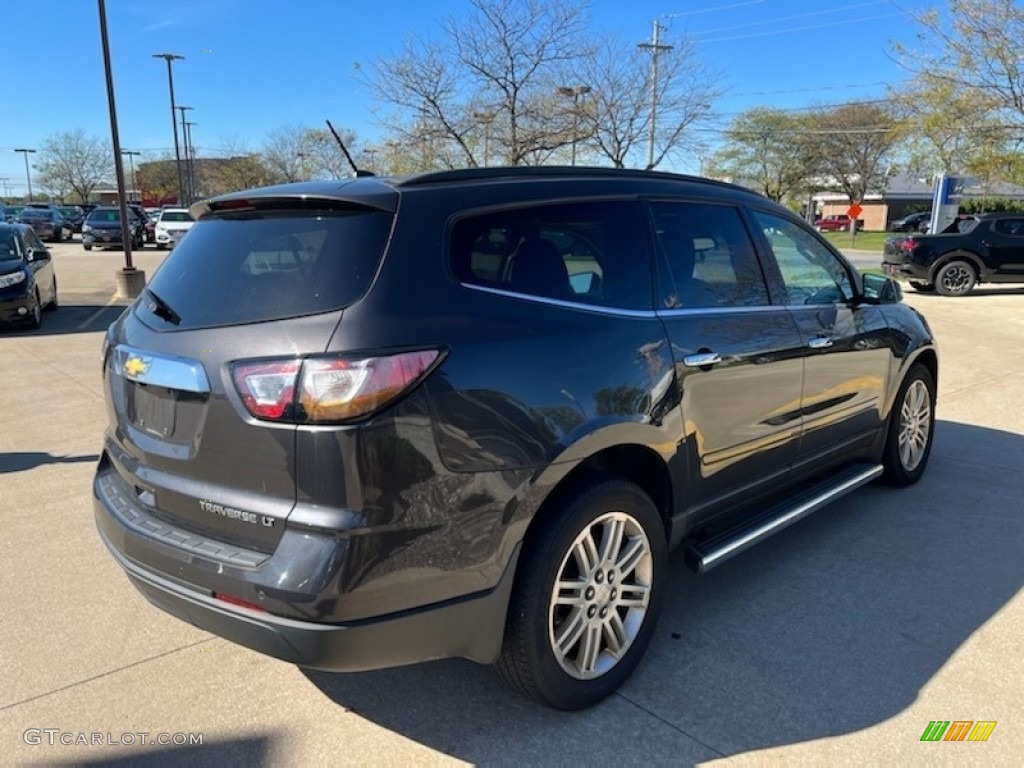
[123,356,151,377]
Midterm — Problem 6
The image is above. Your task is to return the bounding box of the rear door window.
[649,202,770,309]
[450,200,652,310]
[137,208,393,329]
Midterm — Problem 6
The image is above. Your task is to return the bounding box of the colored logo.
[123,356,151,377]
[920,720,997,742]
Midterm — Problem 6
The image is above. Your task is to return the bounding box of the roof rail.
[396,165,739,189]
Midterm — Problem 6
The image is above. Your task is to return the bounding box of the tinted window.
[160,211,194,223]
[649,202,769,309]
[451,201,652,310]
[88,209,123,222]
[20,209,50,219]
[0,230,20,259]
[753,210,854,305]
[139,208,393,329]
[993,218,1024,236]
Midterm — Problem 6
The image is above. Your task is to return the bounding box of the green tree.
[708,108,813,203]
[800,103,902,204]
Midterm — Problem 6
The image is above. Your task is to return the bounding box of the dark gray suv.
[94,167,937,710]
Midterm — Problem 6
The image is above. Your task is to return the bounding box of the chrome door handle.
[808,336,833,349]
[683,352,722,368]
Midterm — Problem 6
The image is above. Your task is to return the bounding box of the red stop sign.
[847,203,863,219]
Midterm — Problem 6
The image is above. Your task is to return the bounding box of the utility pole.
[638,20,672,170]
[184,121,197,202]
[473,112,496,167]
[14,149,36,202]
[100,0,145,298]
[557,86,591,166]
[176,106,193,201]
[153,53,185,204]
[121,150,141,202]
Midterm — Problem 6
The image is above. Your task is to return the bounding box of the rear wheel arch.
[520,444,675,562]
[929,250,985,283]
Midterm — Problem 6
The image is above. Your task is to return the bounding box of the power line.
[663,0,767,19]
[698,11,906,43]
[696,0,891,36]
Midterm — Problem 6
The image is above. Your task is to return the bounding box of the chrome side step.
[684,463,884,573]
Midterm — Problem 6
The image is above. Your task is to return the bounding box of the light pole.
[473,111,495,167]
[14,149,36,202]
[175,106,193,201]
[100,0,145,297]
[638,20,672,170]
[183,121,197,202]
[121,150,141,203]
[153,52,185,204]
[557,86,591,166]
[296,151,309,181]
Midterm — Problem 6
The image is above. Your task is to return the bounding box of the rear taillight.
[900,237,917,252]
[231,350,440,424]
[231,360,302,420]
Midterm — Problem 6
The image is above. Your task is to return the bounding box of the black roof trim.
[395,165,750,192]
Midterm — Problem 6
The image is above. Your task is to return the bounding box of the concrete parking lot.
[1,240,1022,765]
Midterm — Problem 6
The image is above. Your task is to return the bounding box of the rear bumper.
[93,459,519,671]
[881,260,930,281]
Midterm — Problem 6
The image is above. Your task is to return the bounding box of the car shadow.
[301,419,1023,762]
[909,286,1024,298]
[53,735,275,767]
[0,451,100,474]
[0,301,130,337]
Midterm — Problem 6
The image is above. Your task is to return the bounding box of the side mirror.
[860,272,902,304]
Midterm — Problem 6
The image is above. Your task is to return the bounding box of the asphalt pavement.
[1,239,1022,765]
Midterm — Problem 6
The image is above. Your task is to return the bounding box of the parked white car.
[154,208,195,249]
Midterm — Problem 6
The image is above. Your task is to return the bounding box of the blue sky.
[0,0,932,193]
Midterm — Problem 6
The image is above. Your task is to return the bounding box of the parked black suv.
[94,168,937,710]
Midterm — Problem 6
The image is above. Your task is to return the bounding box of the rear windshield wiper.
[145,288,181,326]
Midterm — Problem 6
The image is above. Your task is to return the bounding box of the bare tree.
[34,129,112,204]
[800,103,903,204]
[301,128,359,179]
[367,0,585,167]
[574,34,719,169]
[262,124,310,183]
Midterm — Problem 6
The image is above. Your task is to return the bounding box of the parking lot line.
[78,297,122,331]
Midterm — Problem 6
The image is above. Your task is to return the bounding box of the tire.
[934,259,976,296]
[881,363,936,486]
[495,480,667,710]
[908,281,935,293]
[841,224,849,232]
[26,290,42,330]
[54,229,63,243]
[44,277,58,311]
[83,244,93,251]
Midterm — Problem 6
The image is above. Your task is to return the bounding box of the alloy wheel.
[898,379,931,472]
[548,511,653,680]
[939,263,973,294]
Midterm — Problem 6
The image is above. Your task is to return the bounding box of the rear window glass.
[88,209,123,222]
[137,208,393,329]
[21,209,49,218]
[160,211,194,223]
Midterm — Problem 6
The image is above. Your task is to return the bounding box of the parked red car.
[814,214,864,232]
